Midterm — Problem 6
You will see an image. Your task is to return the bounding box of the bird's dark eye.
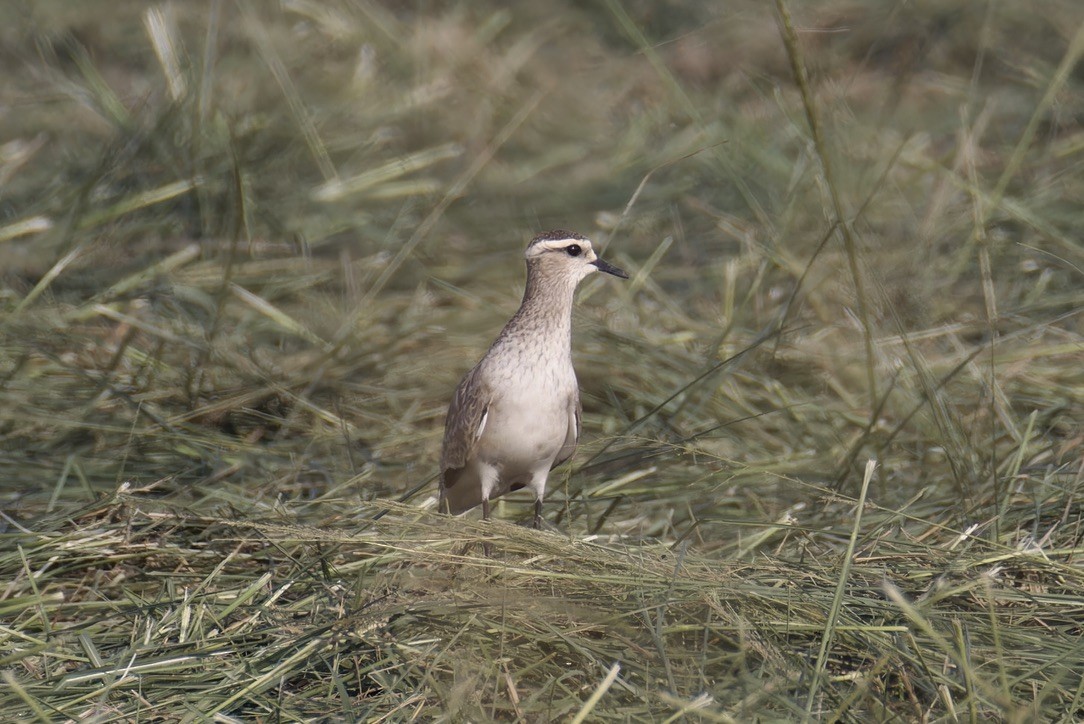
[565,244,582,257]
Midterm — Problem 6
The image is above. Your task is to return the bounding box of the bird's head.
[524,230,628,284]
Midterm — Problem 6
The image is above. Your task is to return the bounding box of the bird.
[439,230,628,529]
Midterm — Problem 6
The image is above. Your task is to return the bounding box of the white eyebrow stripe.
[530,239,590,254]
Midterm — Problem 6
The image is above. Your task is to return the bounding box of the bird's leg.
[481,497,492,556]
[533,498,543,529]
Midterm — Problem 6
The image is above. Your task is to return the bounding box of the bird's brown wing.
[551,391,581,469]
[439,364,490,494]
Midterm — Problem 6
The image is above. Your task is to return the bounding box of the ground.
[0,0,1082,720]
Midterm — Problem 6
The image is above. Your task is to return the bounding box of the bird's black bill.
[592,258,629,278]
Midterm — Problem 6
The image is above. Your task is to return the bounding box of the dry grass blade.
[774,0,878,414]
[806,459,876,716]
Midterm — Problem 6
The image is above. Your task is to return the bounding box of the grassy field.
[1,0,1082,720]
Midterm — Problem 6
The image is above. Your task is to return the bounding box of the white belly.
[476,390,569,481]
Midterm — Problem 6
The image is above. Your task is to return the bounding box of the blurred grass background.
[0,0,1082,720]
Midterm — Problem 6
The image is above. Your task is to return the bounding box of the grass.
[1,0,1082,720]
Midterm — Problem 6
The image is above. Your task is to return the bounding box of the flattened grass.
[1,0,1082,720]
[3,488,1082,720]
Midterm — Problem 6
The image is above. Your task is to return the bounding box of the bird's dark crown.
[528,229,587,248]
